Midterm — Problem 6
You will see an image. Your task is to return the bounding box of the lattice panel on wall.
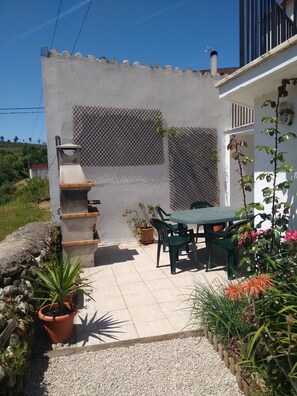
[73,106,164,166]
[169,127,219,210]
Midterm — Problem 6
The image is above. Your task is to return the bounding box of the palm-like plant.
[34,257,93,315]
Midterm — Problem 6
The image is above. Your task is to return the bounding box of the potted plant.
[34,256,93,344]
[122,202,156,244]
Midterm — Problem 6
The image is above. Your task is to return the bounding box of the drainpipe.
[210,50,218,75]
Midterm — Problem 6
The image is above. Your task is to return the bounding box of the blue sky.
[0,0,239,143]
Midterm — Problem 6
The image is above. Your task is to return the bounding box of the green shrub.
[190,279,252,344]
[16,177,49,207]
[0,182,16,205]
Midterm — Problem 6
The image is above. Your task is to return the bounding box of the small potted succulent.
[122,202,156,244]
[34,256,93,344]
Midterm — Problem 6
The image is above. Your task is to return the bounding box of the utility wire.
[71,0,93,55]
[31,0,63,143]
[0,107,44,111]
[37,121,46,142]
[30,88,44,143]
[0,111,44,114]
[50,0,63,49]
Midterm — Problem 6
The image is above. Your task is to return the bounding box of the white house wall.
[227,131,254,207]
[42,51,231,244]
[254,83,297,227]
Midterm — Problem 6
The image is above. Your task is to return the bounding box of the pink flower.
[285,229,297,243]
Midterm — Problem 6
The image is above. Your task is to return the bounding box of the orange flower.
[240,274,274,299]
[240,278,264,298]
[255,274,274,289]
[225,283,244,300]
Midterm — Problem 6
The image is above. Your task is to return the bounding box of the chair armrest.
[176,228,194,243]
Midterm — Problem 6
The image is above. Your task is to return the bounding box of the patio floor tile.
[134,318,176,337]
[123,292,157,308]
[65,242,229,349]
[128,304,166,323]
[149,288,185,303]
[145,278,175,292]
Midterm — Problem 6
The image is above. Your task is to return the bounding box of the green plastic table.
[170,206,242,225]
[170,206,242,268]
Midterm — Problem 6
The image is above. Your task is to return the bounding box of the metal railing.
[231,103,254,128]
[240,0,297,66]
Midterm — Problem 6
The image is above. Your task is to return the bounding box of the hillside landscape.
[0,141,50,241]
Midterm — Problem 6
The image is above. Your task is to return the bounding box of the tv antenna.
[204,46,212,53]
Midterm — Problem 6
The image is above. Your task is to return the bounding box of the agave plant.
[34,256,93,315]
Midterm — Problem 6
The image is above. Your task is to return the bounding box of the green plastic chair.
[150,218,195,274]
[190,201,225,244]
[155,206,187,230]
[155,206,187,251]
[207,219,248,279]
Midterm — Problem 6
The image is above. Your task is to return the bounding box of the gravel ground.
[24,337,243,396]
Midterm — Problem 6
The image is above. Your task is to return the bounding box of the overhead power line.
[0,111,44,114]
[50,0,63,49]
[0,107,44,111]
[71,0,93,55]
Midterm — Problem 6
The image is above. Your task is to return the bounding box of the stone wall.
[0,222,58,395]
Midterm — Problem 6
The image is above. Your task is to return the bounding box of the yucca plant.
[34,256,93,316]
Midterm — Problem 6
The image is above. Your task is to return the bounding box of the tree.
[29,137,32,143]
[0,136,4,142]
[14,136,19,143]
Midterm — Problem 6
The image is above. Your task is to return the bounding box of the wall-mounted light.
[279,101,294,125]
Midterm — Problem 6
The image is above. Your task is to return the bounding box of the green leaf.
[256,145,274,155]
[261,100,276,108]
[276,153,285,162]
[278,132,297,143]
[262,187,272,196]
[262,128,277,135]
[261,116,277,123]
[257,173,267,181]
[247,324,266,358]
[276,164,293,173]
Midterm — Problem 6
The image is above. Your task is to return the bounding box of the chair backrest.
[155,206,170,222]
[190,201,213,210]
[223,219,249,238]
[150,218,171,243]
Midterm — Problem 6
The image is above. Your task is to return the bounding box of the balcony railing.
[240,0,297,66]
[231,103,254,128]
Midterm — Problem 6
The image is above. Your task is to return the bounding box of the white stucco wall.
[227,131,254,207]
[254,83,297,227]
[42,51,231,244]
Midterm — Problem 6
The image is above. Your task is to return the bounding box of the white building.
[29,164,48,179]
[41,48,248,244]
[217,0,297,226]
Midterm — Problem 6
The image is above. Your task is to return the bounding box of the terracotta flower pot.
[38,302,78,344]
[213,224,224,232]
[139,227,154,245]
